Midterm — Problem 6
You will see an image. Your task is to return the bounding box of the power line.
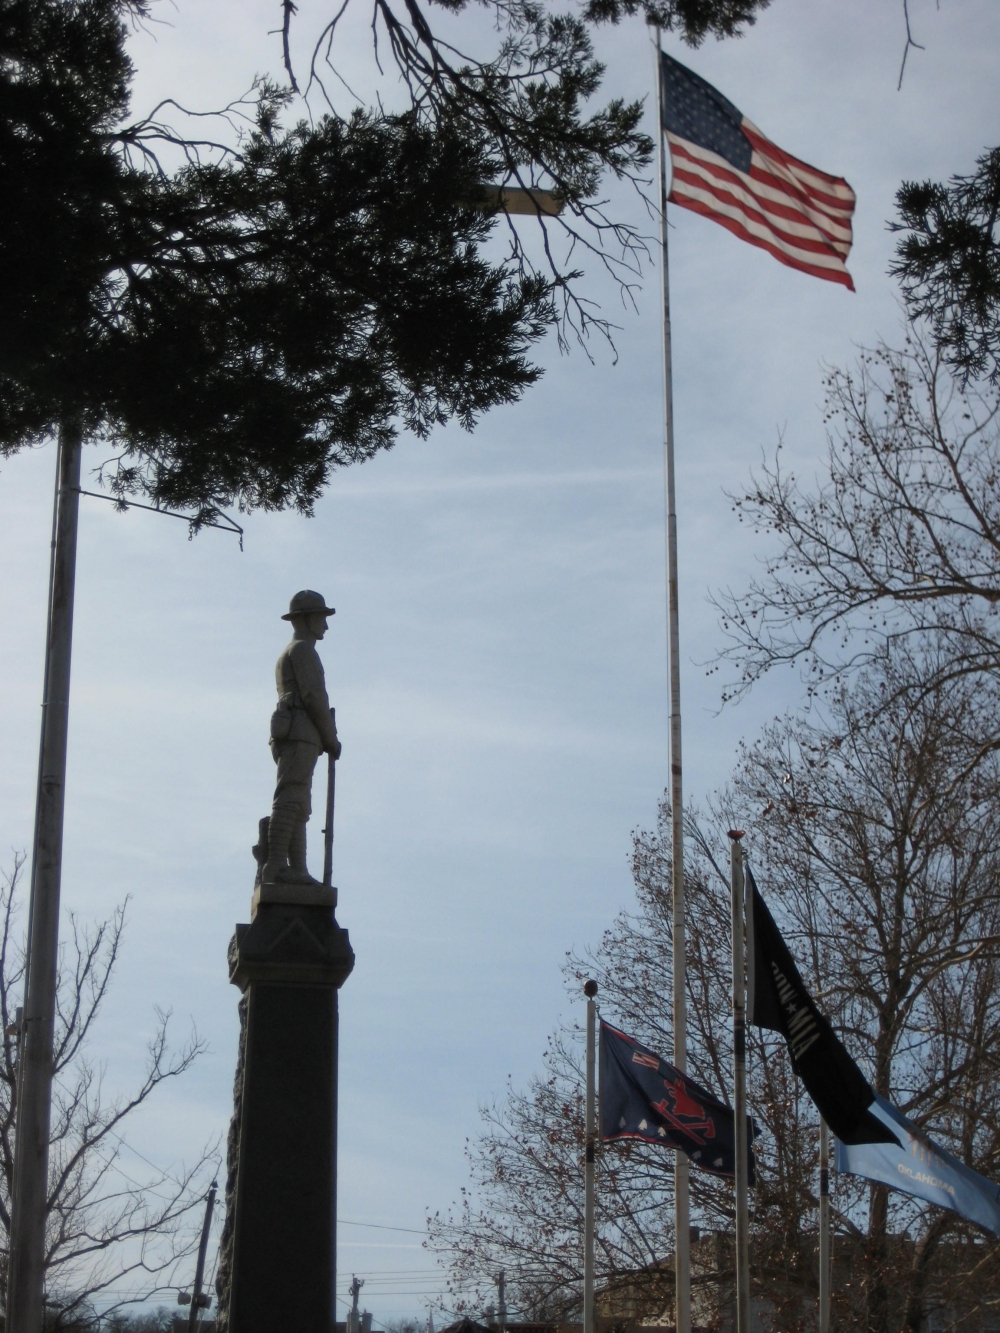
[339,1219,428,1235]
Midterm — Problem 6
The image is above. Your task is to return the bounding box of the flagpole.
[653,28,690,1333]
[583,979,598,1333]
[728,831,750,1333]
[819,1119,830,1333]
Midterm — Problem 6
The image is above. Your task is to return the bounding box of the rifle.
[323,706,336,890]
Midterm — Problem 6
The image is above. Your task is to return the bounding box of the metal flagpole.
[653,28,690,1333]
[583,979,598,1333]
[819,1119,831,1333]
[8,421,83,1333]
[729,831,750,1333]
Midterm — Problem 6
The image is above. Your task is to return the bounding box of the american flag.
[660,51,856,289]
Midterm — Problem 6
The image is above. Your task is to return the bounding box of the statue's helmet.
[281,590,336,621]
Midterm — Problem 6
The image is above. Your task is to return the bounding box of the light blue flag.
[834,1094,1000,1234]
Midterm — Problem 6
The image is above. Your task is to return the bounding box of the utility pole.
[497,1270,507,1333]
[187,1180,218,1331]
[8,423,83,1333]
[348,1274,364,1333]
[6,430,240,1333]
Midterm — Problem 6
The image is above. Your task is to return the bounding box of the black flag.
[745,867,899,1147]
[600,1021,757,1180]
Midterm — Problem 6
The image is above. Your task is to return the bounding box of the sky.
[0,0,997,1322]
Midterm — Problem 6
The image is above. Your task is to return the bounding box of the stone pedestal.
[223,903,354,1333]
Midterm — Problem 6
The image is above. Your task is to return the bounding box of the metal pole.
[323,708,337,889]
[21,440,62,1002]
[729,832,750,1333]
[11,440,62,1224]
[653,29,690,1333]
[819,1119,830,1333]
[188,1180,218,1332]
[583,979,598,1333]
[9,421,83,1333]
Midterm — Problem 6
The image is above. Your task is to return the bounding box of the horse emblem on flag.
[652,1077,717,1145]
[601,1020,755,1180]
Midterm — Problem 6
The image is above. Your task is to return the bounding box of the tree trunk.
[902,1219,946,1333]
[865,1184,889,1333]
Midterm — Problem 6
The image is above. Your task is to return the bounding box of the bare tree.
[0,856,215,1327]
[432,647,1000,1333]
[714,327,1000,709]
[732,649,1000,1332]
[428,822,823,1329]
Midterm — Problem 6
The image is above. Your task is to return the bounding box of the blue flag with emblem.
[600,1021,757,1182]
[835,1094,1000,1234]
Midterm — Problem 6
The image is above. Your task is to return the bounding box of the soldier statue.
[260,590,341,887]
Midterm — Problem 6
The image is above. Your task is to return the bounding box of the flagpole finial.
[584,979,598,998]
[727,829,745,841]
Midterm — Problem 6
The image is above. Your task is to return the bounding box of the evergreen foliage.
[0,0,564,512]
[580,0,769,41]
[0,0,778,512]
[892,149,1000,385]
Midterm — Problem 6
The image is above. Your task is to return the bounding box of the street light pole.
[8,422,83,1333]
[188,1181,218,1331]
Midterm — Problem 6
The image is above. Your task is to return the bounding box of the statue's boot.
[261,806,299,884]
[288,822,323,887]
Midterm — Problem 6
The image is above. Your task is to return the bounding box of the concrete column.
[223,903,354,1333]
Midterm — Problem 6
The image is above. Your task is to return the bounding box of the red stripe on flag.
[670,164,851,259]
[666,137,854,249]
[668,142,853,251]
[668,185,855,290]
[665,128,855,289]
[742,122,854,200]
[671,173,852,275]
[749,154,855,226]
[748,161,856,217]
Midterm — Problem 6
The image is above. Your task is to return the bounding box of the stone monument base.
[217,899,354,1333]
[251,878,337,917]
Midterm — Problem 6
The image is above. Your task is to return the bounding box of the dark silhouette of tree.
[285,0,771,335]
[892,149,1000,385]
[0,0,622,515]
[100,1310,174,1333]
[0,857,214,1327]
[2,0,784,517]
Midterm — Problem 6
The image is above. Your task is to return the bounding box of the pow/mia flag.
[745,866,899,1147]
[600,1021,757,1181]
